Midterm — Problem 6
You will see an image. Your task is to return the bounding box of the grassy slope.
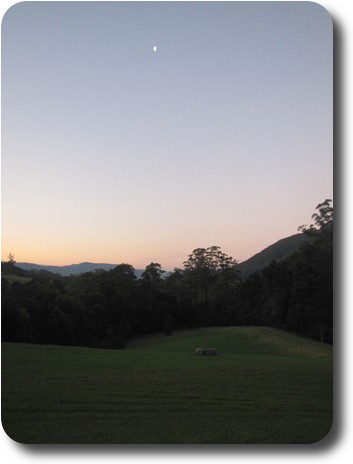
[1,327,332,444]
[2,274,32,285]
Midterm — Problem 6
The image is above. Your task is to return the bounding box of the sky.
[1,1,333,270]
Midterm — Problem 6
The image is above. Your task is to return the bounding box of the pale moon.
[153,46,157,52]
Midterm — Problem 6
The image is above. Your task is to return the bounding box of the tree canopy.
[2,200,333,346]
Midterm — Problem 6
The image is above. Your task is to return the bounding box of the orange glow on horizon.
[1,222,300,271]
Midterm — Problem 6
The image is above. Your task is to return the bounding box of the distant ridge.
[16,262,147,279]
[15,234,308,279]
[16,262,143,277]
[237,233,309,278]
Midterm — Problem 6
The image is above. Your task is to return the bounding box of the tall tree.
[298,199,333,237]
[182,246,240,325]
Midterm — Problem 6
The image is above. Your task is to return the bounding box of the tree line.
[1,200,333,347]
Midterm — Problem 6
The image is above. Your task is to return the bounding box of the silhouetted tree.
[1,201,332,346]
[262,260,292,329]
[298,199,333,237]
[183,246,238,307]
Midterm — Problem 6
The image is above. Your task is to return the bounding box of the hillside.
[16,261,117,276]
[14,234,308,279]
[16,261,144,278]
[237,233,309,278]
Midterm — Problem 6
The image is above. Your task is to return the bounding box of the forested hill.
[16,234,308,278]
[237,234,310,278]
[1,199,333,346]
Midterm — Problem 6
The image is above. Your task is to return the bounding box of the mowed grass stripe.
[1,327,332,444]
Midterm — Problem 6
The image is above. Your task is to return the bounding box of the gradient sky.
[1,1,332,270]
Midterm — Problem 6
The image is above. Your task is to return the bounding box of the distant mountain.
[237,233,310,278]
[15,234,308,279]
[16,261,144,278]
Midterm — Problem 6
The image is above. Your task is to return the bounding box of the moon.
[153,46,157,52]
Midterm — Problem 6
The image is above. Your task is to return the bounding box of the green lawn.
[1,326,333,444]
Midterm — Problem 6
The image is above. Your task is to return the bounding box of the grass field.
[2,274,32,285]
[1,326,333,444]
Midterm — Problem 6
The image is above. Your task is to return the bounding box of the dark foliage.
[1,201,333,346]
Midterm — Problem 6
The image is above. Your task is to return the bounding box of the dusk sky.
[1,1,333,270]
